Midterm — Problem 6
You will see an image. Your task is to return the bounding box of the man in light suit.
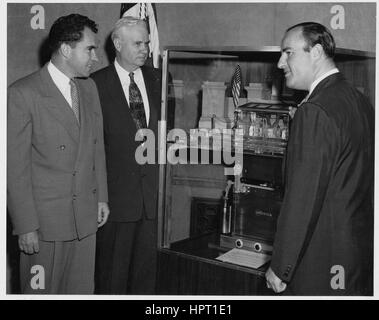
[7,14,109,294]
[265,22,374,295]
[91,16,161,294]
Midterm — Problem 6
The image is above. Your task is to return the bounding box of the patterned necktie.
[129,72,147,129]
[69,79,80,124]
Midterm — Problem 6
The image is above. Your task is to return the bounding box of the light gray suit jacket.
[7,64,108,241]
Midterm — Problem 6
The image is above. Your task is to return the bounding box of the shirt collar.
[47,60,71,89]
[308,68,339,99]
[114,59,142,85]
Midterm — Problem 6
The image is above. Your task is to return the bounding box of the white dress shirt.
[298,68,339,106]
[114,59,150,125]
[47,61,73,108]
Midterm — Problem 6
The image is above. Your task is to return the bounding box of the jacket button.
[59,145,66,150]
[73,171,77,176]
[73,194,77,200]
[92,189,97,194]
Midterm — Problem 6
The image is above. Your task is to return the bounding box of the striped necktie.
[69,79,80,124]
[129,72,147,129]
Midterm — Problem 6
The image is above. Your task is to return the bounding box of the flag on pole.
[120,3,160,68]
[231,64,242,108]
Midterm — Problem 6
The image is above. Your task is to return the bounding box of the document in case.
[216,248,271,269]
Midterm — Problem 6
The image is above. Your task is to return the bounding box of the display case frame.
[156,46,375,294]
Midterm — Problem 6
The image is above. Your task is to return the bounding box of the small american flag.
[231,64,242,108]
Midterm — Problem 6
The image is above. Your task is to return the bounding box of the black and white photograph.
[4,0,377,301]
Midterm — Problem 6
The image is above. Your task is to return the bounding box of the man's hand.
[18,231,39,255]
[265,267,287,293]
[97,202,110,228]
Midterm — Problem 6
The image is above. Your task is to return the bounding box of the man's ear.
[60,43,72,59]
[310,44,324,60]
[113,38,121,53]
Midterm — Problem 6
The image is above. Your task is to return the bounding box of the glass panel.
[158,46,374,271]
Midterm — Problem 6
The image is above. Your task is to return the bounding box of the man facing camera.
[7,14,109,294]
[265,22,374,295]
[91,16,161,294]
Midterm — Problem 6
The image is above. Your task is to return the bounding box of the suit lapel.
[141,66,159,133]
[38,64,80,143]
[74,78,92,165]
[307,73,342,103]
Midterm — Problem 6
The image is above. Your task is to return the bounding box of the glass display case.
[156,46,375,294]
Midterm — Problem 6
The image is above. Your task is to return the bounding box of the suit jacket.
[91,65,161,222]
[7,64,108,241]
[271,73,374,295]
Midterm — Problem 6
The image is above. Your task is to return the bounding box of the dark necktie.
[129,72,147,129]
[69,79,80,124]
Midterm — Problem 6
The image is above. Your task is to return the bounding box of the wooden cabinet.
[157,234,273,295]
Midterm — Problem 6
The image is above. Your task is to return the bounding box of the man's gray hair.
[111,16,147,41]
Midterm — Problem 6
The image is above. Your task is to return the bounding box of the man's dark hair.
[287,22,336,58]
[48,14,98,54]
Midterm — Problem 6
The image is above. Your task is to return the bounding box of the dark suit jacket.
[271,73,374,295]
[7,64,108,241]
[91,65,161,222]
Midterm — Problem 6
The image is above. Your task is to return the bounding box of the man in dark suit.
[265,22,374,295]
[91,16,161,294]
[7,14,109,294]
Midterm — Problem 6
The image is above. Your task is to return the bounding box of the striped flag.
[120,3,160,68]
[231,64,242,108]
